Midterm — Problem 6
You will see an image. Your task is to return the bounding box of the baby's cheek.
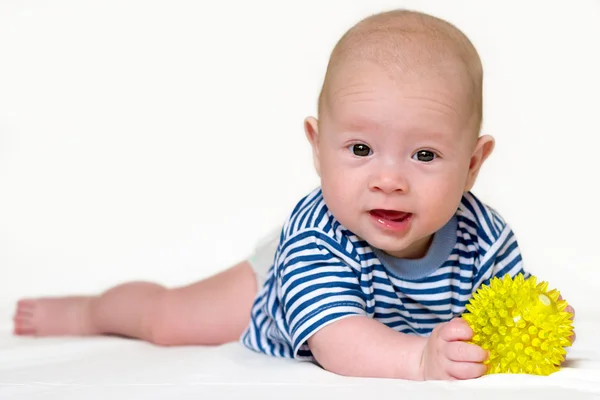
[320,175,352,215]
[421,187,460,222]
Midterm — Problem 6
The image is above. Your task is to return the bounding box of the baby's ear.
[304,117,321,176]
[465,135,495,191]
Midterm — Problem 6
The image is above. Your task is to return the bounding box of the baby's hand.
[560,295,576,345]
[420,318,488,380]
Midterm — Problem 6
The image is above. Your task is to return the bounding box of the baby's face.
[309,64,481,258]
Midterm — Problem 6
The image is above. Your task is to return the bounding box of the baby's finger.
[447,361,488,380]
[445,341,489,363]
[439,318,474,342]
[558,295,575,319]
[566,328,576,345]
[561,301,576,345]
[565,305,575,320]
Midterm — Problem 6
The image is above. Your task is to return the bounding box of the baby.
[13,9,575,380]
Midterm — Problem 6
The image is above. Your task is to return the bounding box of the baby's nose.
[369,167,409,194]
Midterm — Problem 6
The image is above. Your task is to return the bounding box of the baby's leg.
[14,261,258,345]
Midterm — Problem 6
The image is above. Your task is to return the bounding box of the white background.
[1,0,599,327]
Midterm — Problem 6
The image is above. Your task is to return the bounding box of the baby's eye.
[412,150,437,162]
[350,143,372,157]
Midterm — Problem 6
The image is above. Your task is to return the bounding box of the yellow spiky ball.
[463,274,573,376]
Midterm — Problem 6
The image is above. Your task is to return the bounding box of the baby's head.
[305,9,495,258]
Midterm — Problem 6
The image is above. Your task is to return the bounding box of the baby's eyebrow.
[333,111,462,143]
[330,113,382,135]
[405,130,457,146]
[343,116,382,131]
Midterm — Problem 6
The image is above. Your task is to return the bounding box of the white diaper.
[247,227,280,288]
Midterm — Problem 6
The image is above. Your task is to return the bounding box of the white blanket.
[1,310,598,400]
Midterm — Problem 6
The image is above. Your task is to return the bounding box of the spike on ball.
[463,273,574,376]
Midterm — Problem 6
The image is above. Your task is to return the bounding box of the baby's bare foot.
[13,297,99,337]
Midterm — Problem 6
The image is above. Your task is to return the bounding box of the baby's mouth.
[369,209,411,222]
[369,209,413,232]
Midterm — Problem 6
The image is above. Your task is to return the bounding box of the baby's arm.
[277,230,488,380]
[308,315,487,380]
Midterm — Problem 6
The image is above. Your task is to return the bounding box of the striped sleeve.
[277,229,366,357]
[473,221,530,289]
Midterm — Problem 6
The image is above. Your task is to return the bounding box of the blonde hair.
[318,9,483,132]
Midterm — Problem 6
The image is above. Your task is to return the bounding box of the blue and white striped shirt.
[241,188,528,361]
